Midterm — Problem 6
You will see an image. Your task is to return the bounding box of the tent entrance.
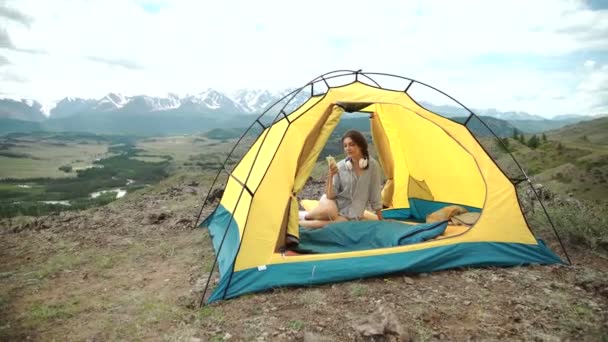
[290,101,485,254]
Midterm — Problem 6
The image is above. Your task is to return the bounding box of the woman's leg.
[299,215,348,229]
[305,195,339,221]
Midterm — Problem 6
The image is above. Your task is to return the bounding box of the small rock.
[193,277,207,293]
[403,277,414,285]
[177,295,196,309]
[355,305,404,339]
[206,188,225,204]
[463,300,471,306]
[146,212,170,224]
[0,272,14,279]
[222,332,232,340]
[303,331,334,342]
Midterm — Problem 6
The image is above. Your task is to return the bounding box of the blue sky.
[0,0,606,118]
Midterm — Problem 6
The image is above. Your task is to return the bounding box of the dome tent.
[197,70,566,303]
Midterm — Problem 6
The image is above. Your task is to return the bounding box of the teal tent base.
[200,204,240,276]
[207,239,563,302]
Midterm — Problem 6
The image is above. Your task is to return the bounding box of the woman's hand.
[329,163,338,176]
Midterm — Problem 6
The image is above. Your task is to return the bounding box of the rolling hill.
[491,117,608,202]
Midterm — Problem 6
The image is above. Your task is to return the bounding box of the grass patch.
[137,299,184,325]
[299,289,326,306]
[92,253,123,270]
[287,319,305,331]
[349,283,369,297]
[197,306,224,323]
[23,299,82,327]
[529,200,608,252]
[558,302,603,337]
[32,252,86,280]
[158,241,177,260]
[0,294,9,320]
[552,172,573,183]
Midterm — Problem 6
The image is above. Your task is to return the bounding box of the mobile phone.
[326,155,336,168]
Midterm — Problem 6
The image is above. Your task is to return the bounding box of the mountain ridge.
[1,90,605,135]
[3,90,603,121]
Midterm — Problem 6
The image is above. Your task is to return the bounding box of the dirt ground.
[1,176,607,341]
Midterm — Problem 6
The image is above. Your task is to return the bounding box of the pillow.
[451,212,481,226]
[425,205,468,223]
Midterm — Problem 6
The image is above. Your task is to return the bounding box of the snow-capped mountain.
[0,88,314,121]
[0,98,46,121]
[121,94,181,113]
[229,89,281,114]
[419,101,547,121]
[179,89,243,114]
[51,97,98,118]
[95,93,128,112]
[228,88,311,114]
[552,114,586,120]
[0,89,596,127]
[476,108,546,121]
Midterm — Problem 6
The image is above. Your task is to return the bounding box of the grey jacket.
[332,157,383,219]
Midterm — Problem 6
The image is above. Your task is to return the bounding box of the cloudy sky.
[1,0,607,117]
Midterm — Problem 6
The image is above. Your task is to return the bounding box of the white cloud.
[584,60,596,68]
[573,65,608,115]
[1,0,607,117]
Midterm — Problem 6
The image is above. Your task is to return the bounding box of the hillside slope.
[485,118,608,203]
[546,117,608,146]
[1,174,607,341]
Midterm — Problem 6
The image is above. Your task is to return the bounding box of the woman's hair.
[342,130,369,168]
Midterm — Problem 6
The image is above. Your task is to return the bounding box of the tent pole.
[524,181,572,265]
[194,121,255,228]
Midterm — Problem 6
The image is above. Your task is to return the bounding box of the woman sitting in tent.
[299,129,383,228]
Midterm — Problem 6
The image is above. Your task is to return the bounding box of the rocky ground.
[1,175,607,341]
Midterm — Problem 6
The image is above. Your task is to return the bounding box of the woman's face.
[343,137,362,159]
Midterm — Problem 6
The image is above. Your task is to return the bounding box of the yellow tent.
[199,71,563,302]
